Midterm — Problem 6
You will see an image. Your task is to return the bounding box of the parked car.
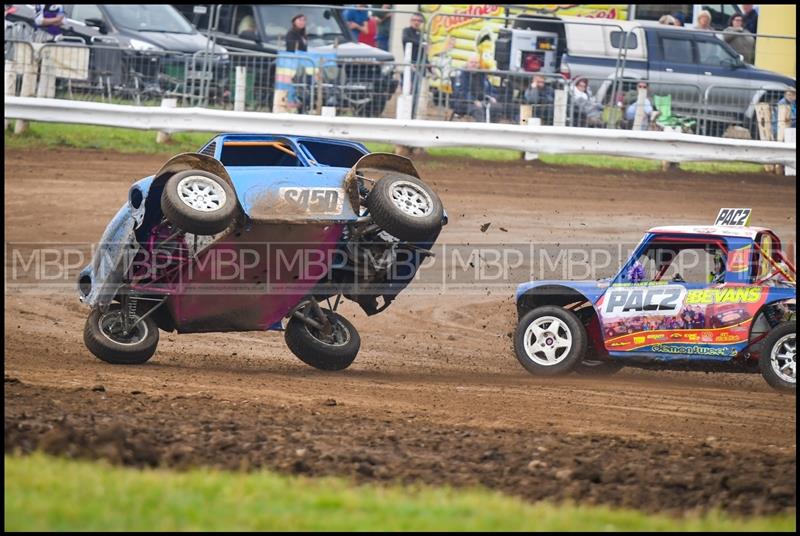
[513,213,796,392]
[78,134,446,371]
[6,4,229,103]
[497,15,796,137]
[173,4,398,116]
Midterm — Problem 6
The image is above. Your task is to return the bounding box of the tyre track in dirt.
[4,147,796,515]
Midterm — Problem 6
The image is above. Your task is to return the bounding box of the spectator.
[671,11,685,26]
[695,10,713,31]
[343,4,369,42]
[741,5,758,34]
[237,14,257,41]
[523,75,554,124]
[723,13,755,64]
[772,87,797,139]
[358,12,378,47]
[402,12,424,64]
[624,81,659,130]
[571,76,603,127]
[658,14,678,26]
[372,4,392,52]
[33,4,64,42]
[451,56,497,122]
[285,14,308,52]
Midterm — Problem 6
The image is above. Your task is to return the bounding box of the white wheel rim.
[771,333,796,384]
[390,180,433,218]
[522,316,573,366]
[99,311,148,346]
[177,175,227,212]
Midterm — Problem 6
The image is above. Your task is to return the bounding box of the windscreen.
[257,5,347,46]
[105,5,195,34]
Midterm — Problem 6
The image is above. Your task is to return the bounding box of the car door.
[647,29,701,120]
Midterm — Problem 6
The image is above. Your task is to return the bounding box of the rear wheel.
[574,359,623,376]
[759,322,796,393]
[514,306,587,376]
[161,170,238,235]
[83,303,159,365]
[366,173,444,242]
[285,309,361,371]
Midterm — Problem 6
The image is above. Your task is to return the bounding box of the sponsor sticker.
[603,285,686,317]
[715,208,751,227]
[279,187,344,215]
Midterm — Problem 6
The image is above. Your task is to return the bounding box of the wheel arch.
[749,298,797,345]
[517,285,604,354]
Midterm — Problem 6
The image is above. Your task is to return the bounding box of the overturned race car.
[78,134,446,371]
[513,209,796,392]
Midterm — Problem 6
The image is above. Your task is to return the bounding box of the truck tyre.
[84,303,159,365]
[366,173,444,242]
[514,306,587,376]
[161,170,238,235]
[759,322,796,393]
[285,310,361,371]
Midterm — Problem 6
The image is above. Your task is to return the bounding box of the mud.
[4,147,797,515]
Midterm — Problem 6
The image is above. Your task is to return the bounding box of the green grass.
[5,122,764,173]
[4,454,795,531]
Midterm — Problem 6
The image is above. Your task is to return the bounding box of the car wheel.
[366,173,444,242]
[161,170,238,235]
[285,310,361,371]
[514,306,587,376]
[83,303,159,365]
[573,359,623,376]
[759,322,796,393]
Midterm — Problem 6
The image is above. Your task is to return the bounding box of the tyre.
[285,310,361,371]
[83,303,159,365]
[574,359,623,376]
[161,170,238,235]
[365,173,444,242]
[513,306,587,376]
[759,322,796,393]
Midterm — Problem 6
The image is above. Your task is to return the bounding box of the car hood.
[738,64,795,86]
[515,280,609,304]
[310,41,393,61]
[132,30,225,54]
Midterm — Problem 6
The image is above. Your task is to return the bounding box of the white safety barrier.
[4,96,796,167]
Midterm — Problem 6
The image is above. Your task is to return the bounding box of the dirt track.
[4,147,797,515]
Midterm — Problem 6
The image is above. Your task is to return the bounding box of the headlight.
[214,44,229,61]
[128,38,163,52]
[381,63,395,76]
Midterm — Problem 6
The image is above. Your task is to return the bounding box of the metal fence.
[4,14,796,141]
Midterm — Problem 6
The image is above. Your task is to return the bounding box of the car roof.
[646,225,774,240]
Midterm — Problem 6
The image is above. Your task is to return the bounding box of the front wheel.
[759,322,796,393]
[513,306,587,376]
[83,303,159,365]
[285,310,361,371]
[365,173,444,242]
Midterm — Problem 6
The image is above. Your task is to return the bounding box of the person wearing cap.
[671,11,685,26]
[286,14,308,52]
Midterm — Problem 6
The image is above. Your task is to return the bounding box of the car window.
[610,31,638,50]
[104,5,194,34]
[232,5,257,38]
[697,39,737,66]
[661,37,694,64]
[700,4,740,29]
[628,241,725,284]
[71,4,104,24]
[633,4,690,22]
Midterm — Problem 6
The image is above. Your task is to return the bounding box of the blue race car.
[78,134,445,371]
[513,214,796,392]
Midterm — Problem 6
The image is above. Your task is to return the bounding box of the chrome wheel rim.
[390,181,433,218]
[99,311,148,346]
[305,318,351,347]
[177,176,227,212]
[522,316,573,366]
[771,333,796,384]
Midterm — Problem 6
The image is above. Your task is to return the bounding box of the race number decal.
[603,285,687,317]
[714,208,751,227]
[279,187,344,215]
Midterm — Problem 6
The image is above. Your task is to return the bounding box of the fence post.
[156,98,178,144]
[785,128,796,176]
[234,66,247,112]
[321,106,336,117]
[5,61,16,130]
[14,49,38,135]
[632,86,647,131]
[35,50,56,99]
[395,42,414,154]
[553,88,567,127]
[775,104,791,175]
[754,103,774,172]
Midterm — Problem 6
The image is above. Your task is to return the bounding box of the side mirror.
[84,17,107,34]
